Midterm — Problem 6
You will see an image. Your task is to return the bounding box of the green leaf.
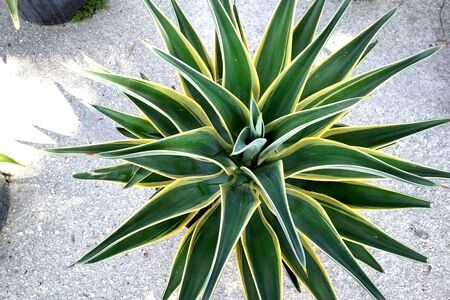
[283,261,302,293]
[79,59,177,136]
[287,179,430,209]
[98,128,236,177]
[261,205,336,300]
[358,40,378,64]
[236,241,260,300]
[207,0,260,103]
[298,46,442,110]
[291,0,326,58]
[259,0,351,123]
[163,228,195,300]
[233,4,248,49]
[116,127,140,139]
[46,139,150,155]
[287,189,385,300]
[254,0,296,94]
[152,48,250,142]
[241,209,282,300]
[259,98,362,163]
[73,164,173,188]
[232,127,267,164]
[123,167,152,189]
[6,0,20,30]
[92,105,161,139]
[143,0,212,77]
[179,203,221,300]
[81,213,193,264]
[170,0,214,74]
[277,138,436,186]
[362,147,450,179]
[81,70,210,133]
[307,191,428,263]
[77,175,223,264]
[126,93,179,137]
[0,153,21,165]
[344,240,384,273]
[202,176,260,299]
[301,7,397,99]
[242,161,306,268]
[324,119,450,149]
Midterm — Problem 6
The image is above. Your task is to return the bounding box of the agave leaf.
[287,179,430,209]
[249,98,264,138]
[324,119,450,149]
[179,203,221,300]
[241,209,282,300]
[259,0,351,123]
[0,153,21,165]
[242,161,306,268]
[79,60,178,137]
[361,147,450,179]
[143,0,212,78]
[74,164,136,183]
[202,176,260,299]
[170,0,214,74]
[232,4,248,49]
[301,7,397,99]
[116,127,140,139]
[163,227,195,300]
[236,241,260,300]
[358,40,378,65]
[5,0,19,29]
[306,191,428,262]
[287,189,385,299]
[218,0,236,23]
[98,128,236,177]
[291,0,326,58]
[123,167,152,189]
[126,93,179,137]
[232,127,267,164]
[254,0,296,94]
[92,105,161,139]
[81,213,194,264]
[208,0,260,103]
[73,164,173,188]
[261,205,337,300]
[46,139,151,155]
[77,175,224,265]
[298,46,441,110]
[259,98,362,163]
[277,138,436,186]
[81,70,210,133]
[283,261,302,293]
[345,240,384,273]
[152,48,250,142]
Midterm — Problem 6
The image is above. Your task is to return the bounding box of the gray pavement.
[0,0,449,299]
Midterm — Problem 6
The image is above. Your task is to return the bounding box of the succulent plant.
[48,0,450,299]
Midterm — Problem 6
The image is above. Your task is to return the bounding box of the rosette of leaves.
[48,0,450,299]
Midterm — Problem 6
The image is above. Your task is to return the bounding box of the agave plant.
[48,0,449,299]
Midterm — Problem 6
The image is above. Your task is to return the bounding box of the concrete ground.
[0,0,449,299]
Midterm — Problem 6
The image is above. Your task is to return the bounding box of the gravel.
[0,0,449,299]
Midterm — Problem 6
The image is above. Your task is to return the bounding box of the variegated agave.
[48,0,450,299]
